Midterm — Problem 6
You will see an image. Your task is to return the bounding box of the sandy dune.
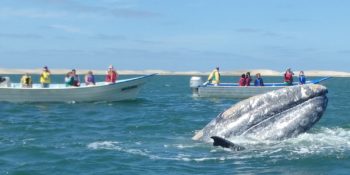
[0,68,349,77]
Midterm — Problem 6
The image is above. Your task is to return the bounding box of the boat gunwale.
[0,74,157,90]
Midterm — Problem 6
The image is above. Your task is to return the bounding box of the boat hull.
[0,74,155,102]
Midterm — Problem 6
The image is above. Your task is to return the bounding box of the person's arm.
[207,72,213,81]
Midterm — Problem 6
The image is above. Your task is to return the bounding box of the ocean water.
[0,75,349,175]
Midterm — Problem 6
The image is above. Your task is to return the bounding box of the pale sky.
[0,0,350,71]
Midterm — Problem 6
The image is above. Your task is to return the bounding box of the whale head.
[193,84,328,142]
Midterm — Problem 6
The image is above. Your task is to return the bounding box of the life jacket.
[40,71,51,84]
[208,70,220,84]
[254,78,264,86]
[72,75,80,86]
[239,78,246,86]
[284,72,293,82]
[86,75,95,83]
[106,70,118,83]
[299,75,306,84]
[245,77,251,86]
[21,75,32,86]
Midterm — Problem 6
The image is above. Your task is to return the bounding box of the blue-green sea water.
[1,75,349,175]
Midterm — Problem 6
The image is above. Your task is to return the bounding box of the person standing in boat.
[254,73,264,86]
[284,68,294,86]
[207,67,220,86]
[71,69,81,87]
[238,74,246,86]
[298,71,306,85]
[106,65,118,83]
[20,73,32,88]
[40,66,51,88]
[85,71,96,86]
[245,72,252,86]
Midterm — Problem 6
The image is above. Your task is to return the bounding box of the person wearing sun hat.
[105,65,118,83]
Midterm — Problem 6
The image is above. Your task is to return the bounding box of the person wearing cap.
[105,65,118,83]
[40,66,51,88]
[207,67,220,86]
[71,69,80,87]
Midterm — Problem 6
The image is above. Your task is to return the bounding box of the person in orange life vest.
[245,72,252,86]
[106,65,118,83]
[284,68,294,86]
[238,74,246,86]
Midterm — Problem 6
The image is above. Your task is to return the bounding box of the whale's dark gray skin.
[211,136,245,151]
[193,84,328,143]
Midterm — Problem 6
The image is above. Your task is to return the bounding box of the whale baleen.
[193,84,328,143]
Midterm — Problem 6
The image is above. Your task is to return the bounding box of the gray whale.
[193,84,328,143]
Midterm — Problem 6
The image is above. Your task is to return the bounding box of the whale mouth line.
[241,94,327,136]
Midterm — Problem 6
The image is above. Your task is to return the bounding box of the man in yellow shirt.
[40,66,51,88]
[207,67,220,85]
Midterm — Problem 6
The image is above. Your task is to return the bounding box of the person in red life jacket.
[284,68,294,86]
[105,65,118,83]
[245,72,252,86]
[238,74,246,86]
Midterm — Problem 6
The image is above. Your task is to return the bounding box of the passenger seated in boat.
[71,69,80,87]
[65,72,74,87]
[245,72,251,86]
[207,67,220,86]
[254,73,264,86]
[40,66,51,88]
[238,74,246,86]
[298,71,306,85]
[85,71,96,86]
[20,73,32,88]
[284,68,294,86]
[106,65,118,83]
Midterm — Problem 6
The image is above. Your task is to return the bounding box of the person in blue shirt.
[254,73,264,86]
[298,71,306,84]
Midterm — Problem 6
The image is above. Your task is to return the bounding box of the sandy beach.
[0,68,350,77]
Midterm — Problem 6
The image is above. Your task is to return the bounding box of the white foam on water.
[86,127,350,163]
[87,141,120,150]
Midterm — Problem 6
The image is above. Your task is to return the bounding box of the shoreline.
[0,68,350,77]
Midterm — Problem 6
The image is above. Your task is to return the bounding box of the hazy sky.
[0,0,350,71]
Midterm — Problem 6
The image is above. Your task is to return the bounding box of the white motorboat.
[190,76,331,99]
[0,74,156,102]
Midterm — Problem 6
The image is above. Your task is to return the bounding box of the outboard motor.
[190,76,203,95]
[0,76,11,87]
